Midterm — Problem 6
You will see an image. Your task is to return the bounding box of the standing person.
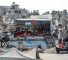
[36,45,42,59]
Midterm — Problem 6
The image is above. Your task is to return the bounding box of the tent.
[17,48,36,59]
[0,47,37,60]
[0,48,26,58]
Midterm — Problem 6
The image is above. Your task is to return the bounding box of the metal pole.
[44,21,45,35]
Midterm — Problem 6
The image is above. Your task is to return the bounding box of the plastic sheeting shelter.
[0,48,38,60]
[0,48,25,58]
[18,48,36,59]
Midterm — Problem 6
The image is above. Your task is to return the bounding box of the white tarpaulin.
[0,47,36,59]
[0,48,26,58]
[17,48,36,59]
[39,53,68,60]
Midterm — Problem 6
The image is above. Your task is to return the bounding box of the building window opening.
[15,10,18,13]
[19,10,21,13]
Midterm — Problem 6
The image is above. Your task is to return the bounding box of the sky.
[0,0,68,14]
